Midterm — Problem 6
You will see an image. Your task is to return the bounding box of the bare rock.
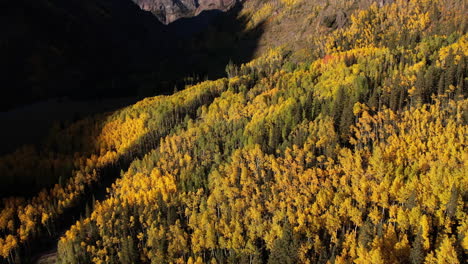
[133,0,239,24]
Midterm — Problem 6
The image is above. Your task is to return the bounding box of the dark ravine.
[0,0,169,112]
[1,0,245,113]
[1,0,263,197]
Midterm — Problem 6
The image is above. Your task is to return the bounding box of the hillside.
[0,0,169,111]
[0,0,260,156]
[0,0,467,263]
[0,0,251,112]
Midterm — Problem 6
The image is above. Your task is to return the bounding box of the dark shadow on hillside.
[0,0,168,158]
[0,0,263,155]
[0,0,264,196]
[0,0,168,111]
[163,3,265,89]
[0,0,263,111]
[1,2,265,260]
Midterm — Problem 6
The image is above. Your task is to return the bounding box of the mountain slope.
[0,0,171,111]
[0,0,467,263]
[133,0,239,24]
[0,0,249,112]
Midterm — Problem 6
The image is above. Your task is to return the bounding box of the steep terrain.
[0,0,246,112]
[0,0,168,111]
[134,0,239,24]
[0,0,261,157]
[0,0,263,196]
[0,0,467,263]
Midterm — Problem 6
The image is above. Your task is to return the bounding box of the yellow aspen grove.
[1,0,467,263]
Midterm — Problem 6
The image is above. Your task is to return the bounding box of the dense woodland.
[1,0,467,263]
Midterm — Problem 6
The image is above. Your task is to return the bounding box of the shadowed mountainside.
[0,0,264,198]
[0,0,250,112]
[0,0,262,157]
[0,0,171,111]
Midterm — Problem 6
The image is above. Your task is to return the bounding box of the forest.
[0,0,467,263]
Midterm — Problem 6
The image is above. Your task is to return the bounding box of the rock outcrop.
[133,0,238,24]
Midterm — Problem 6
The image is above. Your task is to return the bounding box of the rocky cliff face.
[133,0,238,24]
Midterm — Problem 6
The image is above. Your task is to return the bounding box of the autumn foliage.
[1,0,467,263]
